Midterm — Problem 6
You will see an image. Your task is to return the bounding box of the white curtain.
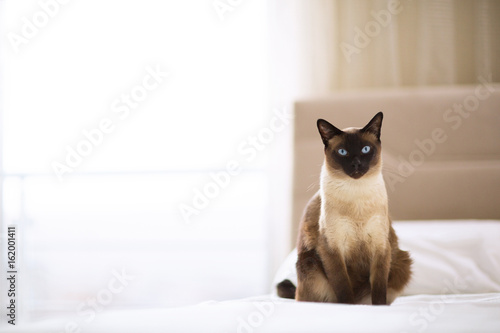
[266,0,500,262]
[269,0,499,97]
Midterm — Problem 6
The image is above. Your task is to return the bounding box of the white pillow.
[273,220,500,296]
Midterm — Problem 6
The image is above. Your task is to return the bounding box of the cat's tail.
[276,279,296,299]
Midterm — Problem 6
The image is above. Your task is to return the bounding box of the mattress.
[16,293,500,333]
[9,220,500,333]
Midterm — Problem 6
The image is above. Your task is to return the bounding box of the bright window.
[1,0,271,317]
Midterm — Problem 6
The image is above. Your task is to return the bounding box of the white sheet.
[11,293,500,333]
[8,220,500,333]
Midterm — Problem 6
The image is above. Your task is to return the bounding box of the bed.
[12,85,500,332]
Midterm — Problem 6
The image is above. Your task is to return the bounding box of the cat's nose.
[351,157,361,169]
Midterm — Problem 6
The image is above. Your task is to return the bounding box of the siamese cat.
[278,112,412,305]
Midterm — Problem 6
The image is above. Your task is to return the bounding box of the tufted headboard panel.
[291,85,500,245]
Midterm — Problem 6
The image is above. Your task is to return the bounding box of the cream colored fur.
[319,160,390,259]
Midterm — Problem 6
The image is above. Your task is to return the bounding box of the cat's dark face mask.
[332,134,377,179]
[317,112,383,180]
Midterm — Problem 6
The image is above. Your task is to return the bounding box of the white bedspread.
[7,220,500,333]
[11,293,500,333]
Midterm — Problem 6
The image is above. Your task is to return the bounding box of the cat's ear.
[362,112,383,141]
[317,119,343,146]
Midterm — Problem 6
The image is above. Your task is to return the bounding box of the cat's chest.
[320,214,389,258]
[319,170,390,256]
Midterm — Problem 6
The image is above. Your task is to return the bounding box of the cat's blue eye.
[337,148,348,156]
[361,146,371,154]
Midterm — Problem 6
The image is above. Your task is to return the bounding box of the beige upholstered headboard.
[292,85,500,245]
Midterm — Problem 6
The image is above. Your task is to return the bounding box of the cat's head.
[317,112,383,179]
